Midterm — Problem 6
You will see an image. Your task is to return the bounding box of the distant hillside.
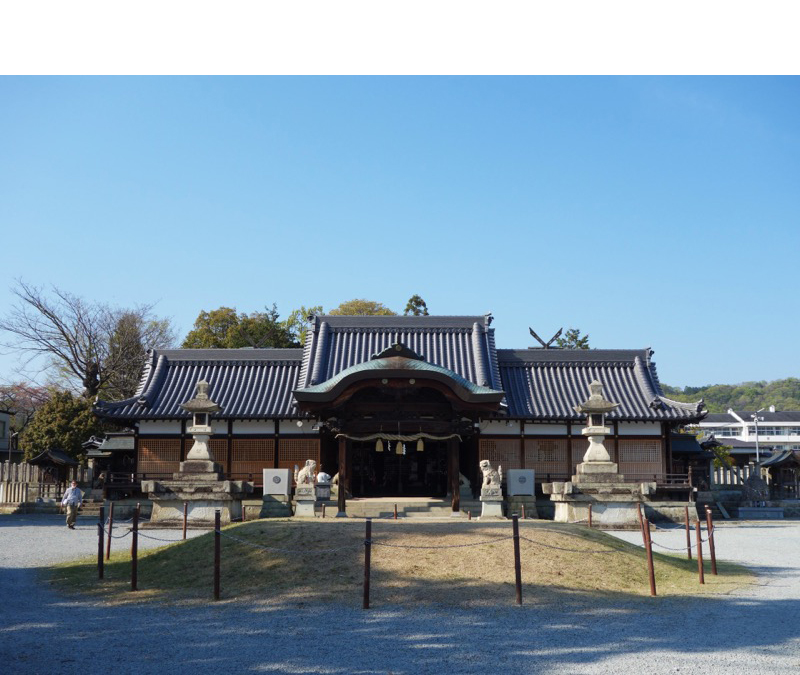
[660,378,800,413]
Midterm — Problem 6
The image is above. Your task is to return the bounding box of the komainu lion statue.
[479,459,502,487]
[295,459,317,485]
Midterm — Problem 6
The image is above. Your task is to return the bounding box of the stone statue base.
[479,486,504,519]
[542,463,661,528]
[294,485,316,517]
[142,461,252,527]
[574,461,619,483]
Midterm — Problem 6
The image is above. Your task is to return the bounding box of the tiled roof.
[497,349,705,422]
[95,320,704,425]
[299,315,501,390]
[95,349,303,420]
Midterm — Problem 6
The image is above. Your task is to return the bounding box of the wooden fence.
[1,460,93,504]
[0,460,92,484]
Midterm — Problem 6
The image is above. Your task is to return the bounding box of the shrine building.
[94,314,706,512]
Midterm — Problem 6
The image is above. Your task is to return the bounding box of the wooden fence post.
[512,514,522,605]
[131,503,140,591]
[637,503,646,545]
[363,518,372,609]
[695,520,704,584]
[588,503,593,529]
[106,501,114,561]
[214,510,221,601]
[684,505,692,560]
[97,523,104,580]
[644,517,656,596]
[183,501,188,540]
[705,507,717,575]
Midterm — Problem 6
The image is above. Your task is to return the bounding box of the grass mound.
[45,520,751,607]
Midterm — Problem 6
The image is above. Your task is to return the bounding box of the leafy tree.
[328,299,397,316]
[555,328,589,349]
[182,305,298,349]
[662,378,800,413]
[20,389,103,461]
[283,305,324,345]
[0,280,175,398]
[403,294,429,316]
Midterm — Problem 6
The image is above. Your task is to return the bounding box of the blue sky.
[0,76,798,389]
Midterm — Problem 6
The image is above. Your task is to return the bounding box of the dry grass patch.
[45,519,752,607]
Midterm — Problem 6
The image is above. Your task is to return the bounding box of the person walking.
[61,480,83,529]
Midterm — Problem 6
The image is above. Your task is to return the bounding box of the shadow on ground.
[1,565,798,674]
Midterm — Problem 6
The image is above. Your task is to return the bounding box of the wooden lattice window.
[231,438,275,481]
[278,438,320,471]
[478,438,522,470]
[183,438,228,465]
[618,439,662,477]
[524,438,568,477]
[138,438,181,476]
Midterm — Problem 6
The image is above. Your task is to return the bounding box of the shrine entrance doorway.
[350,440,448,498]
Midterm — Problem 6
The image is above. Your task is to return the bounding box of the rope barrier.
[217,529,362,554]
[370,535,515,550]
[517,535,616,554]
[136,531,190,543]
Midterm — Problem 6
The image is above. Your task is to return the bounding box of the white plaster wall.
[209,421,228,435]
[524,423,569,435]
[138,420,181,434]
[481,420,520,435]
[233,420,276,434]
[617,422,661,436]
[280,419,318,435]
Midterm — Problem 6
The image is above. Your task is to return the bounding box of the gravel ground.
[1,514,799,674]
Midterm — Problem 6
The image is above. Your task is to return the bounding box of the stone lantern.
[573,380,620,481]
[141,378,252,527]
[180,379,222,471]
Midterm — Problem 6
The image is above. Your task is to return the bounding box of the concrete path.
[1,514,799,674]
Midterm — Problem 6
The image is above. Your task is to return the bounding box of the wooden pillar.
[566,422,573,478]
[448,437,460,513]
[226,420,233,478]
[274,420,280,469]
[663,423,672,476]
[133,425,140,477]
[337,436,348,517]
[180,419,187,461]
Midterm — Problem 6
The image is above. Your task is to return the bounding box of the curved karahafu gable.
[293,342,505,407]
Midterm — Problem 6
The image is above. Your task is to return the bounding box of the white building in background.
[0,409,10,461]
[697,406,800,452]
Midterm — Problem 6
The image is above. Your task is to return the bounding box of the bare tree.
[0,280,175,399]
[0,381,51,435]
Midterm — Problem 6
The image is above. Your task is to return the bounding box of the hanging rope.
[335,432,461,442]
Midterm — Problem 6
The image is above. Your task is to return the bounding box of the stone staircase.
[77,499,105,518]
[343,498,456,518]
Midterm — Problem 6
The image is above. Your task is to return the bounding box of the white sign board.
[507,469,535,496]
[262,468,292,497]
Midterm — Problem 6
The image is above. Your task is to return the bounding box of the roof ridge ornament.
[529,327,562,349]
[371,343,426,361]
